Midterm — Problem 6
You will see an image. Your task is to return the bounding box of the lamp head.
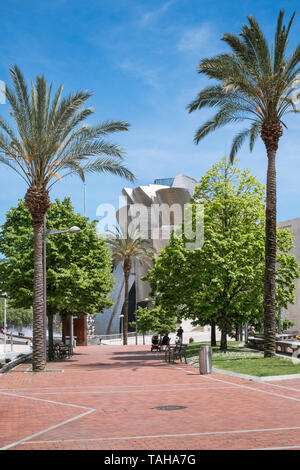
[69,226,81,233]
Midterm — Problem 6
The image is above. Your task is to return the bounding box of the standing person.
[161,333,170,351]
[177,326,184,345]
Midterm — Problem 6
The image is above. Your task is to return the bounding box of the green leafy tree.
[130,305,177,343]
[106,227,155,345]
[187,10,300,356]
[146,159,300,351]
[0,198,114,350]
[0,66,134,370]
[0,298,32,328]
[150,304,177,337]
[129,307,155,344]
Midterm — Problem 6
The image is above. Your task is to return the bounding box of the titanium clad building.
[94,179,300,337]
[94,174,198,335]
[278,217,300,333]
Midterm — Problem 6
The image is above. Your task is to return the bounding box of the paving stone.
[0,345,300,450]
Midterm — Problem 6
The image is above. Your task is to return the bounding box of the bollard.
[199,345,212,374]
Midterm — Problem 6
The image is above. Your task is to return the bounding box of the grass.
[186,341,300,377]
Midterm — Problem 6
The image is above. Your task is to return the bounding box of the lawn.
[186,341,300,377]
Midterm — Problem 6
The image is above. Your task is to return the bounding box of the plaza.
[1,1,300,455]
[1,344,300,451]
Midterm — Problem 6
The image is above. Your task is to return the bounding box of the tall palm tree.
[106,227,155,345]
[187,10,300,357]
[0,65,135,371]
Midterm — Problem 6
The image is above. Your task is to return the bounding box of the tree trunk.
[264,149,277,356]
[261,123,282,357]
[62,316,66,343]
[32,221,46,371]
[220,311,227,351]
[211,319,216,347]
[235,326,239,341]
[25,185,50,371]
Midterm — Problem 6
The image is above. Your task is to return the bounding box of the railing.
[94,332,155,345]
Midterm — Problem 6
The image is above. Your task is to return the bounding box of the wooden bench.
[165,344,187,364]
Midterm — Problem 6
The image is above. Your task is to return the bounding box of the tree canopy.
[0,297,32,328]
[130,305,177,339]
[0,198,114,318]
[187,9,300,357]
[146,159,300,350]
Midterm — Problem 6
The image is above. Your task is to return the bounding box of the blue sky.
[0,0,300,226]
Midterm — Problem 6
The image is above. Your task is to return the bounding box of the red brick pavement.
[1,345,300,450]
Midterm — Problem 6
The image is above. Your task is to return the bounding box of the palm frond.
[189,10,300,154]
[0,66,134,189]
[229,128,252,162]
[106,225,156,271]
[78,158,135,182]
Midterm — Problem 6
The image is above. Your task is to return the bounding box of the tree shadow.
[72,361,166,369]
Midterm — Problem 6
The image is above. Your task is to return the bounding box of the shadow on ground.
[62,349,168,369]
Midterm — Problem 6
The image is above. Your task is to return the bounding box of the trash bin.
[199,345,212,374]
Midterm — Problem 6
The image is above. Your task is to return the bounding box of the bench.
[247,336,264,351]
[275,340,300,355]
[165,344,187,364]
[49,342,72,360]
[247,336,300,355]
[276,332,299,340]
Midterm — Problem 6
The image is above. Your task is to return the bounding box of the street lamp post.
[130,268,137,345]
[120,314,124,344]
[84,182,87,218]
[43,220,81,363]
[136,297,150,346]
[2,292,7,356]
[278,304,281,335]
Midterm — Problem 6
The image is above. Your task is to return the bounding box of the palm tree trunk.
[32,220,46,371]
[25,186,50,371]
[263,148,277,357]
[261,123,282,357]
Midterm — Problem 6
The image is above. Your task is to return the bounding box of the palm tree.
[187,10,300,357]
[0,65,135,371]
[106,227,155,345]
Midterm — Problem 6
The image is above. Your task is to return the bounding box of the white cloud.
[120,59,161,89]
[139,0,175,27]
[178,24,214,53]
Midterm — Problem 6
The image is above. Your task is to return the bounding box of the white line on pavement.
[0,390,96,451]
[1,409,95,450]
[17,425,300,446]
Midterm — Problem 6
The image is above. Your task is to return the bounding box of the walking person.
[161,333,170,351]
[177,326,184,345]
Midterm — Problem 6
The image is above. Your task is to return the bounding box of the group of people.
[159,326,184,350]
